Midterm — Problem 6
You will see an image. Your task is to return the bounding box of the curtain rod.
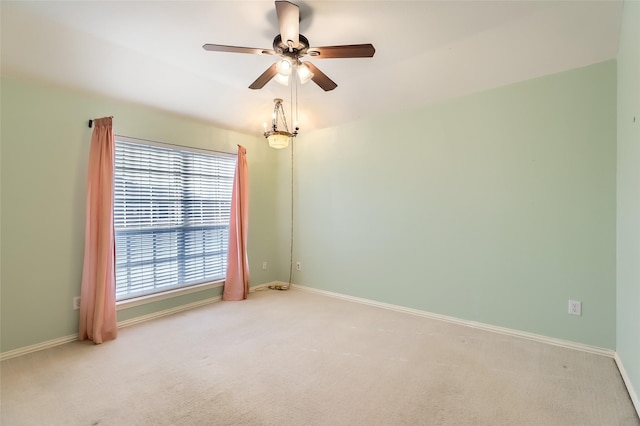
[88,120,237,156]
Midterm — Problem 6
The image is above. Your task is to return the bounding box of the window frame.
[112,136,236,306]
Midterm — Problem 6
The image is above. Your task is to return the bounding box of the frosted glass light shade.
[276,58,293,76]
[297,62,314,84]
[267,131,291,149]
[274,72,290,86]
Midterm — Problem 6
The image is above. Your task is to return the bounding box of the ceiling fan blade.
[304,62,337,92]
[249,64,278,90]
[307,44,376,59]
[275,1,299,49]
[203,44,275,55]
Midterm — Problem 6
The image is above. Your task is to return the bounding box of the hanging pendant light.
[263,98,298,149]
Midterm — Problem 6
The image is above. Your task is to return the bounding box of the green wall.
[0,58,624,358]
[617,0,640,408]
[284,61,617,349]
[0,76,280,353]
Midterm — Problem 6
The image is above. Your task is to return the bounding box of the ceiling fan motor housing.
[273,34,310,59]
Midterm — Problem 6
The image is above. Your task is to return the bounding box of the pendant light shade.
[274,72,290,86]
[267,131,292,149]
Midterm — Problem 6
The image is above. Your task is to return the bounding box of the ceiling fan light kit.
[274,58,315,86]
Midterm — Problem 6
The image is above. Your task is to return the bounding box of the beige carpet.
[1,288,638,426]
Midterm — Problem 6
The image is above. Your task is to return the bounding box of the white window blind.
[114,139,236,301]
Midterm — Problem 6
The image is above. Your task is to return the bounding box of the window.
[114,138,236,301]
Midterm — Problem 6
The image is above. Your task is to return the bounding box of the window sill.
[116,280,224,311]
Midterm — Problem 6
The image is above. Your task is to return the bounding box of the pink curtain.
[223,145,250,301]
[79,117,118,343]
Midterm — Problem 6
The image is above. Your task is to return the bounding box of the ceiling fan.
[202,1,375,92]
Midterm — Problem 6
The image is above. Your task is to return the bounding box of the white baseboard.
[615,353,640,417]
[1,282,272,361]
[0,334,79,362]
[287,283,615,358]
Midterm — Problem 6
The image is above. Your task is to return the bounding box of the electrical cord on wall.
[285,133,295,290]
[269,120,295,292]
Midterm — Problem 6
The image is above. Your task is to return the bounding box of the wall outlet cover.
[568,300,582,316]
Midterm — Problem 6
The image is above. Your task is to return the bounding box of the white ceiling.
[0,1,623,135]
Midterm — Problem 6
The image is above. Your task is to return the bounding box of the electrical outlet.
[568,300,581,316]
[73,296,81,310]
[262,261,267,270]
[296,261,301,271]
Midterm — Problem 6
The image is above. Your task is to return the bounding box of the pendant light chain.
[277,101,290,133]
